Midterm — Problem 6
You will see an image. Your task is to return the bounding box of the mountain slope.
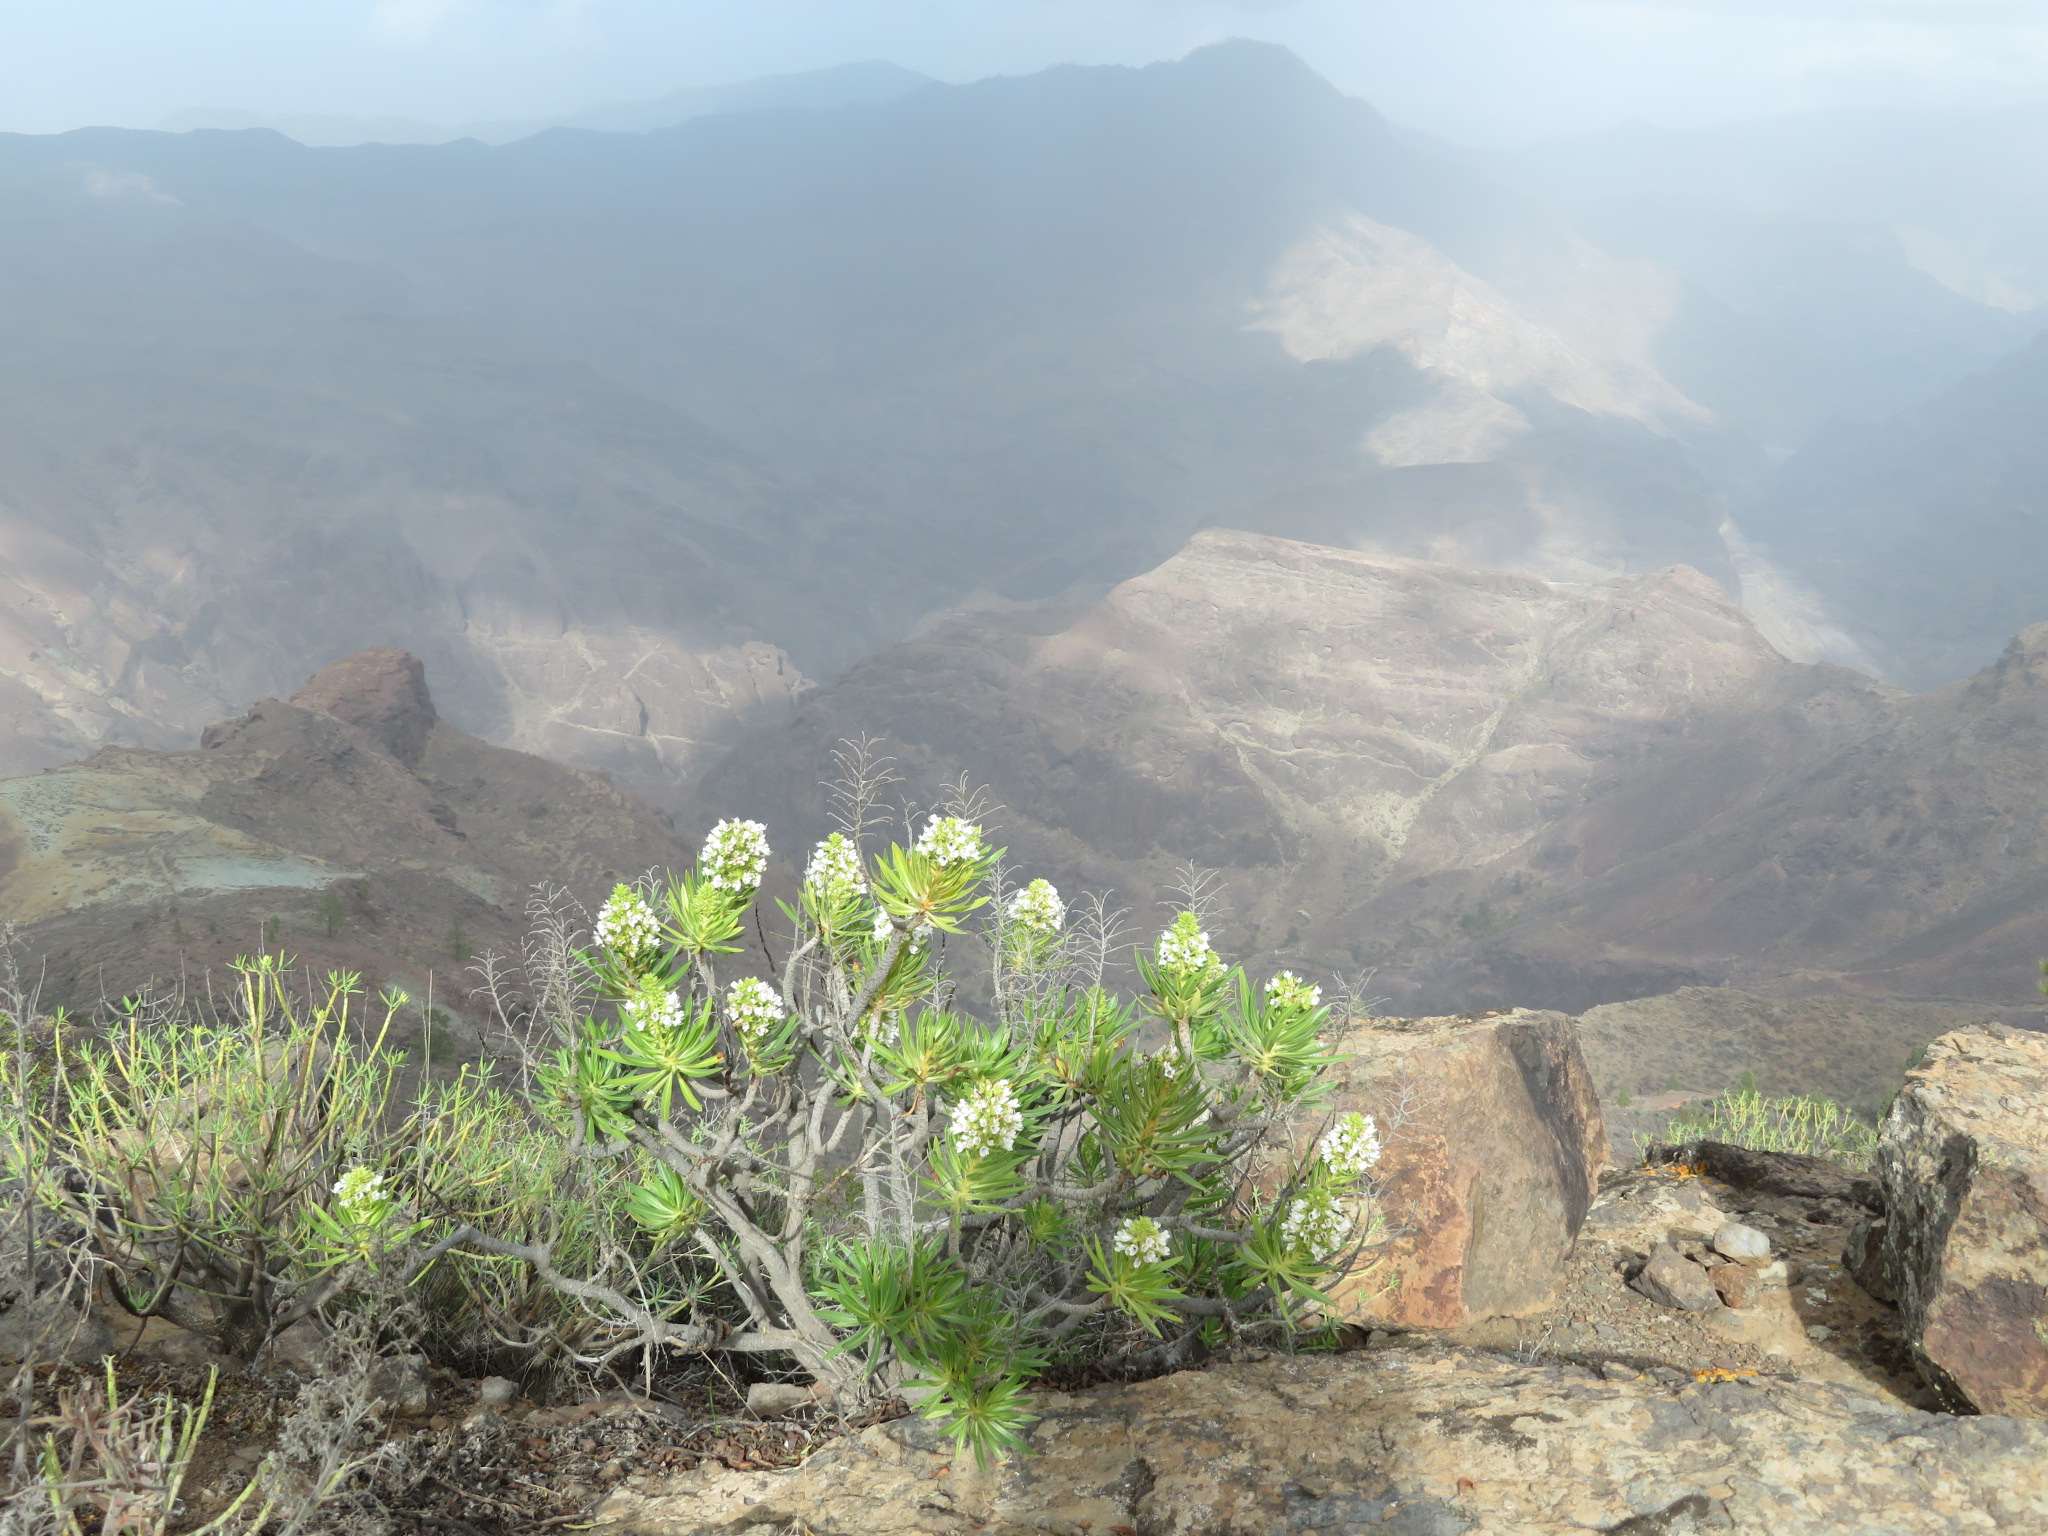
[686,528,1897,1010]
[0,158,823,795]
[0,647,692,1015]
[158,61,935,147]
[1739,333,2048,688]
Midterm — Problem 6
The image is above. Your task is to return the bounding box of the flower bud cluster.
[1320,1112,1381,1181]
[332,1166,394,1228]
[951,1078,1024,1158]
[1264,970,1322,1012]
[701,819,770,892]
[622,982,685,1035]
[915,816,986,868]
[1113,1215,1172,1267]
[1156,912,1221,977]
[804,833,865,901]
[726,977,784,1053]
[595,886,660,965]
[1007,878,1066,937]
[1280,1190,1349,1258]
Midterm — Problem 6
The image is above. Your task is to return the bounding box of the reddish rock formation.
[289,646,437,767]
[1318,1008,1607,1328]
[1878,1027,2048,1417]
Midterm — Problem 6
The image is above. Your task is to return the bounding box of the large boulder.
[1320,1009,1606,1328]
[596,1346,2048,1536]
[1877,1026,2048,1416]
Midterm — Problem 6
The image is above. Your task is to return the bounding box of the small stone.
[478,1376,518,1409]
[746,1382,814,1419]
[1711,1222,1772,1265]
[1712,1264,1760,1309]
[1806,1325,1833,1342]
[0,1293,113,1365]
[368,1354,433,1414]
[264,1317,330,1373]
[1629,1243,1723,1312]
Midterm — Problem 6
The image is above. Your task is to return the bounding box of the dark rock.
[1647,1140,1881,1212]
[1842,1217,1894,1304]
[1629,1244,1723,1312]
[1877,1028,2048,1417]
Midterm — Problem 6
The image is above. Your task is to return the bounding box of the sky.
[5,0,2048,144]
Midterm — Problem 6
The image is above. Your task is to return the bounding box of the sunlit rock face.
[688,529,1884,1002]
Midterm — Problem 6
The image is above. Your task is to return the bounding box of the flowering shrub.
[18,782,1392,1471]
[411,789,1394,1467]
[1007,878,1066,937]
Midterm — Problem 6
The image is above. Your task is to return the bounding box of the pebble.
[1712,1222,1773,1264]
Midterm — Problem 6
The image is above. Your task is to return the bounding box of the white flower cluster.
[1007,878,1066,937]
[726,976,784,1051]
[701,818,770,892]
[332,1166,393,1227]
[1281,1190,1350,1259]
[951,1078,1024,1158]
[804,833,865,900]
[595,885,660,963]
[1320,1113,1381,1181]
[1113,1216,1172,1267]
[915,816,986,868]
[1264,970,1322,1012]
[870,910,926,952]
[1155,1041,1187,1081]
[622,984,685,1035]
[1156,912,1221,977]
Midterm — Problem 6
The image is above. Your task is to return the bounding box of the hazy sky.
[6,0,2048,143]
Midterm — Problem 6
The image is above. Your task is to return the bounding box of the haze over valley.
[4,32,2048,1028]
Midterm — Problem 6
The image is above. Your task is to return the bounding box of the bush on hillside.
[1663,1086,1879,1170]
[1,761,1391,1469]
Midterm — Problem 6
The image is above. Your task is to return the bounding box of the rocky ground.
[1437,1160,1935,1410]
[0,1147,1990,1535]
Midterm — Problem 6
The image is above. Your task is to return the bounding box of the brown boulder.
[1630,1243,1723,1312]
[1712,1263,1761,1309]
[1878,1027,2048,1416]
[1320,1009,1606,1328]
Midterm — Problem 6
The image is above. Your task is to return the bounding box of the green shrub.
[12,959,632,1381]
[1665,1087,1879,1169]
[6,777,1393,1468]
[432,787,1391,1465]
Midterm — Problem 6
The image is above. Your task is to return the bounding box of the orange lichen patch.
[1693,1368,1758,1383]
[1648,1163,1708,1181]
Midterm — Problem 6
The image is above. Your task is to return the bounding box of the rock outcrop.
[1320,1008,1606,1327]
[1877,1026,2048,1416]
[595,1346,2048,1536]
[0,650,693,1015]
